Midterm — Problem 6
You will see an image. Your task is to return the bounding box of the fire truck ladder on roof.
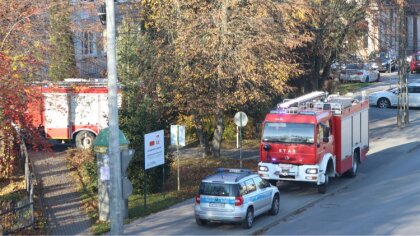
[313,95,360,115]
[273,91,361,115]
[277,91,327,110]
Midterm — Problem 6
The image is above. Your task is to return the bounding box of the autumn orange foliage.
[0,52,48,179]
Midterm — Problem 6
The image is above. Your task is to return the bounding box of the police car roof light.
[270,109,287,114]
[216,168,252,174]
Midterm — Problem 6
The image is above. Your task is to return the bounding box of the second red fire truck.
[27,78,121,149]
[258,91,369,193]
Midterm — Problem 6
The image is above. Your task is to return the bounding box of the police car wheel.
[242,208,254,229]
[195,217,207,226]
[269,195,280,215]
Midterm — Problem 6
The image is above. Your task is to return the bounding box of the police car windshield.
[199,182,239,197]
[262,122,315,144]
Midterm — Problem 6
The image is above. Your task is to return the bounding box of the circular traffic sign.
[234,112,248,127]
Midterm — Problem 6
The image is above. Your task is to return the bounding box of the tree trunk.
[193,114,211,157]
[211,109,224,158]
[311,55,322,90]
[321,51,338,93]
[211,0,228,158]
[319,60,329,89]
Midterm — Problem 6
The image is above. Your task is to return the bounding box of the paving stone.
[30,150,92,235]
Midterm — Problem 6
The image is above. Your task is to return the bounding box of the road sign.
[234,112,248,127]
[170,125,186,147]
[234,112,248,168]
[144,130,164,170]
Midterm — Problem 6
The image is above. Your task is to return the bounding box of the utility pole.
[105,0,123,234]
[397,1,409,128]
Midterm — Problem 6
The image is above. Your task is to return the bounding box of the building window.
[82,32,96,56]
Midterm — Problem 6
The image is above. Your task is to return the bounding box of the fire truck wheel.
[76,131,95,149]
[346,151,359,178]
[317,174,328,194]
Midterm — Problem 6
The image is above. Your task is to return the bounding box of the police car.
[194,168,280,229]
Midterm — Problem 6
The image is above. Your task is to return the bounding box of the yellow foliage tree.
[126,0,311,157]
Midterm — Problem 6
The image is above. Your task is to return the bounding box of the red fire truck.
[27,79,121,149]
[258,91,369,193]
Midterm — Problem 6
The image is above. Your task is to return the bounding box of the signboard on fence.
[144,130,165,170]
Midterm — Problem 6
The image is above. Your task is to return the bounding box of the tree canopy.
[118,0,315,156]
[0,0,382,168]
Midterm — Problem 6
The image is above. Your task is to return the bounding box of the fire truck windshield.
[262,122,315,144]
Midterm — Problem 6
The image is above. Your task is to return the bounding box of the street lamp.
[98,0,124,234]
[98,4,106,26]
[97,1,119,26]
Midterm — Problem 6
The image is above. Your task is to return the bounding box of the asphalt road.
[123,71,420,235]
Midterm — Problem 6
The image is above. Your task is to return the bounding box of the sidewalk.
[30,149,92,235]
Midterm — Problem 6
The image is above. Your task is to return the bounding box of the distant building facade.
[70,0,107,78]
[368,0,420,58]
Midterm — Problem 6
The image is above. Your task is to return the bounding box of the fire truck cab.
[258,91,369,193]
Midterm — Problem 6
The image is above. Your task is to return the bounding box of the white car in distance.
[340,63,380,83]
[368,83,420,108]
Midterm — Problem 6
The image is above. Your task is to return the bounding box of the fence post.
[30,183,34,228]
[23,144,29,194]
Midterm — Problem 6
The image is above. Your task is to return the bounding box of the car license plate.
[281,169,289,174]
[279,164,292,169]
[209,202,225,208]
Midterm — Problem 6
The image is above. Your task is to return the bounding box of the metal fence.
[0,142,35,235]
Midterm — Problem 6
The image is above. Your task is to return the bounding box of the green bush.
[82,160,98,193]
[66,148,98,196]
[120,93,172,194]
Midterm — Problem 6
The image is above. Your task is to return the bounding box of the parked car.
[194,168,280,229]
[340,63,380,83]
[368,61,380,71]
[330,60,345,80]
[368,83,420,108]
[377,51,397,73]
[409,51,420,74]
